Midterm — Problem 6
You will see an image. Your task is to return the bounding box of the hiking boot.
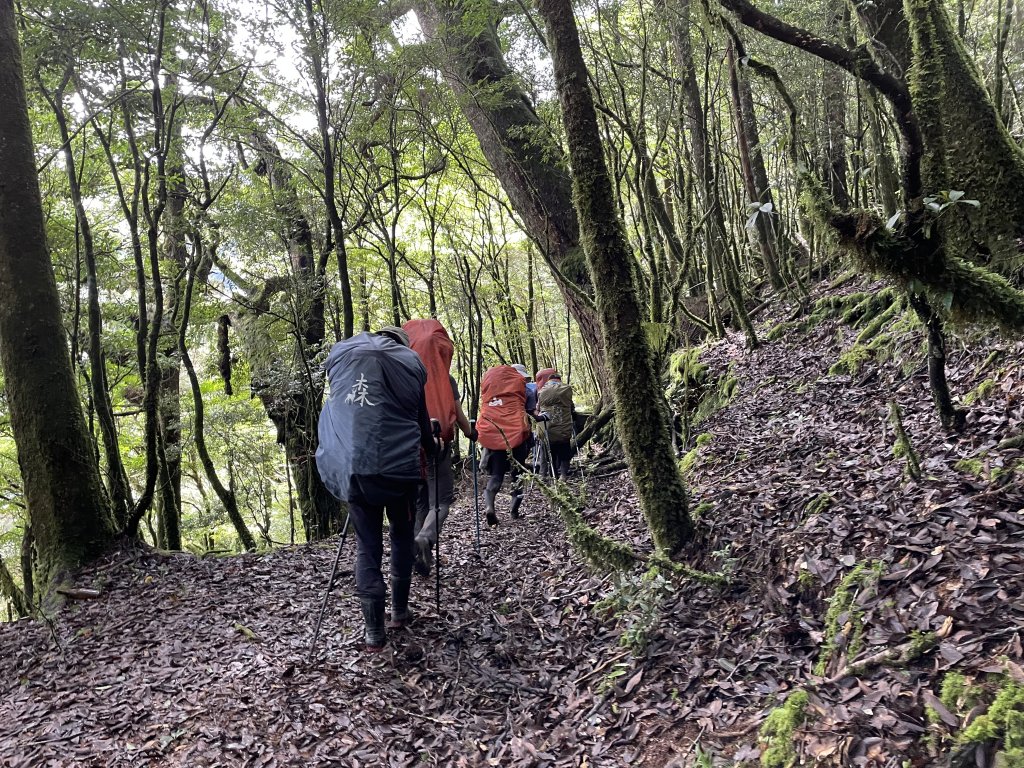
[387,578,412,630]
[414,534,434,577]
[509,491,524,519]
[435,504,450,533]
[484,489,498,526]
[360,597,386,651]
[413,552,430,577]
[414,506,428,539]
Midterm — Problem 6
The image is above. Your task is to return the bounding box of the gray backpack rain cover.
[316,332,427,504]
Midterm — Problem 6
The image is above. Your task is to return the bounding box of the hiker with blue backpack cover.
[316,326,439,651]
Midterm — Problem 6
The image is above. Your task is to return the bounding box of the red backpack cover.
[535,367,559,391]
[478,365,529,450]
[404,319,458,442]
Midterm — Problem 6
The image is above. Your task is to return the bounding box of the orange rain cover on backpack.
[403,319,458,442]
[535,367,559,391]
[478,365,529,451]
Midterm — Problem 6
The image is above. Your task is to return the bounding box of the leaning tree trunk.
[0,1,117,591]
[536,0,693,554]
[414,0,610,391]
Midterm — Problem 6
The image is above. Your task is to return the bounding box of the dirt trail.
[3,281,1024,766]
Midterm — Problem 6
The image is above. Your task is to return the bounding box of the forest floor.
[2,276,1024,767]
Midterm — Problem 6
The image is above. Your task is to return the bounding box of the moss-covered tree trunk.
[157,82,185,551]
[669,0,757,346]
[414,0,611,390]
[0,0,117,590]
[536,0,693,554]
[858,0,1024,276]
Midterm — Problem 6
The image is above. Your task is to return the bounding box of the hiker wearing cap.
[511,363,539,416]
[315,327,438,651]
[537,371,576,480]
[477,364,535,524]
[403,319,477,577]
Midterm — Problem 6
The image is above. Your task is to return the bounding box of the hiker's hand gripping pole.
[431,419,442,614]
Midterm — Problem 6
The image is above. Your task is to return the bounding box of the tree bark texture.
[414,0,610,390]
[0,0,117,590]
[857,0,1024,277]
[536,0,693,554]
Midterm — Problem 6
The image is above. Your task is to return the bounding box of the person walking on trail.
[537,371,576,480]
[510,363,541,474]
[531,366,559,473]
[316,326,438,652]
[403,319,477,577]
[512,363,539,416]
[477,364,534,525]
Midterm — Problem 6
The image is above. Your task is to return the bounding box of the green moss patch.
[815,560,884,675]
[760,689,809,767]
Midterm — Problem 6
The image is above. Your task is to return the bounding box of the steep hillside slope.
[1,278,1022,767]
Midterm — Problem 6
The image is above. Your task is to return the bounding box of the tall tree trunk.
[864,86,900,218]
[45,78,134,524]
[414,0,610,391]
[157,78,185,550]
[726,43,785,289]
[536,0,693,554]
[250,128,342,541]
[302,0,354,338]
[178,241,257,551]
[670,0,757,345]
[0,1,117,590]
[527,246,540,375]
[821,0,851,209]
[993,0,1014,124]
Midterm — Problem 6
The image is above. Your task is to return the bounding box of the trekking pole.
[571,423,583,481]
[470,419,480,555]
[307,516,351,663]
[431,419,442,614]
[544,430,556,481]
